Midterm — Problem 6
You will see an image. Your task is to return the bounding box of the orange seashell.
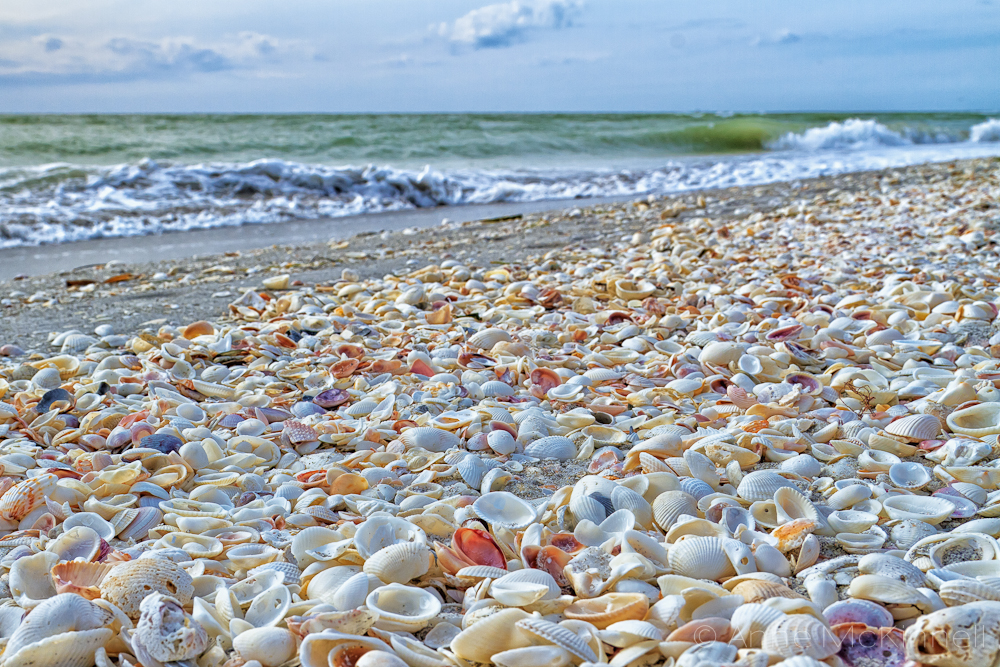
[296,470,328,489]
[742,419,771,433]
[335,343,365,359]
[331,358,361,378]
[392,420,418,432]
[771,518,817,552]
[182,320,214,339]
[731,579,806,604]
[453,527,507,570]
[329,473,368,496]
[727,385,758,410]
[119,410,150,429]
[371,359,403,374]
[0,473,57,521]
[410,359,436,376]
[534,545,573,587]
[667,617,734,644]
[426,303,453,324]
[587,404,627,417]
[51,561,117,600]
[530,367,561,393]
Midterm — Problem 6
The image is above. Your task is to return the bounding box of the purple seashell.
[217,413,245,428]
[0,344,25,357]
[836,625,906,667]
[59,415,80,428]
[139,433,183,454]
[824,599,894,628]
[313,389,350,409]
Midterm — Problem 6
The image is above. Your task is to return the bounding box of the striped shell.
[399,427,460,453]
[0,474,57,521]
[515,618,598,662]
[668,536,735,581]
[737,470,799,502]
[469,328,512,350]
[761,614,841,660]
[363,542,432,584]
[652,490,698,531]
[524,436,576,461]
[885,414,942,442]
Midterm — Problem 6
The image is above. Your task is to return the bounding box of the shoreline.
[0,157,994,350]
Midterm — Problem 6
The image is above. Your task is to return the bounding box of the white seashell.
[888,462,932,489]
[885,413,942,442]
[761,614,841,660]
[399,427,460,453]
[473,491,537,530]
[652,490,698,531]
[490,569,560,606]
[524,436,576,461]
[514,617,599,663]
[668,536,736,581]
[233,627,298,667]
[491,645,572,667]
[779,454,823,477]
[731,603,786,648]
[882,495,956,525]
[366,583,441,632]
[947,403,1000,437]
[353,515,427,560]
[363,542,432,584]
[469,328,512,350]
[737,470,799,502]
[488,429,518,455]
[244,585,291,628]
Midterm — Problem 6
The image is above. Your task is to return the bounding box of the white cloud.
[751,29,802,47]
[436,0,582,50]
[0,31,305,83]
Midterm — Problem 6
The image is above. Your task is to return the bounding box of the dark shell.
[588,492,613,519]
[36,388,72,413]
[139,433,183,454]
[314,389,350,409]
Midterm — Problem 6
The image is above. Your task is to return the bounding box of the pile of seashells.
[1,166,1000,667]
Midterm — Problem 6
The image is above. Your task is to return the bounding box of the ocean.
[1,113,998,248]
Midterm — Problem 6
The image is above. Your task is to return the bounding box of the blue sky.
[0,0,997,112]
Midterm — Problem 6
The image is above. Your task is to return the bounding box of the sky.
[0,0,997,113]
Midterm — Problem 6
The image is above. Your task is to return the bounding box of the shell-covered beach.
[0,157,999,667]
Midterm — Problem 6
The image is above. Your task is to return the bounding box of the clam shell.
[366,583,441,632]
[399,427,460,453]
[668,536,736,581]
[947,402,1000,437]
[363,542,432,584]
[524,436,576,461]
[882,495,956,525]
[652,490,698,531]
[490,569,560,606]
[473,491,537,530]
[563,592,648,629]
[737,471,798,502]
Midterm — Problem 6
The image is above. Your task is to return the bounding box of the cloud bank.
[436,0,582,49]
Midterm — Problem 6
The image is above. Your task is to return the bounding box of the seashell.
[888,461,932,489]
[99,557,195,621]
[939,579,1000,606]
[363,542,432,584]
[490,568,560,606]
[761,614,841,660]
[652,490,698,531]
[450,609,534,662]
[132,592,209,664]
[366,583,441,632]
[947,402,1000,437]
[882,495,956,525]
[10,551,59,609]
[3,594,114,667]
[668,536,737,581]
[0,473,58,521]
[473,491,537,530]
[524,436,576,461]
[399,427,460,452]
[233,627,299,667]
[731,603,786,648]
[737,470,799,502]
[886,413,942,442]
[51,561,116,600]
[904,602,1000,667]
[491,645,572,667]
[563,592,649,629]
[300,630,394,667]
[469,328,512,350]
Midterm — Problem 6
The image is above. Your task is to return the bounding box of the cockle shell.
[737,470,799,502]
[885,413,942,442]
[363,542,432,584]
[652,490,698,531]
[450,609,534,662]
[563,593,649,629]
[3,593,114,667]
[366,583,441,632]
[761,614,841,660]
[399,427,460,453]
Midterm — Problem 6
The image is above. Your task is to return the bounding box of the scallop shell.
[737,470,799,502]
[668,536,736,581]
[51,561,117,600]
[399,427,460,453]
[761,614,841,660]
[885,413,942,442]
[515,618,599,662]
[450,609,534,662]
[490,569,560,606]
[939,579,1000,606]
[730,603,787,648]
[469,328,512,350]
[0,473,58,521]
[524,436,576,461]
[4,593,114,663]
[652,490,698,531]
[363,542,432,584]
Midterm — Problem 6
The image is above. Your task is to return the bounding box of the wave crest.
[971,119,1000,143]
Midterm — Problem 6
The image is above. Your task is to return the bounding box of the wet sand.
[0,158,992,350]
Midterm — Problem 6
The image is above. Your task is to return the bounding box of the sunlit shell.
[761,614,841,660]
[563,593,649,629]
[99,557,195,621]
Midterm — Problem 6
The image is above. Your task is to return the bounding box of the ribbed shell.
[469,328,512,350]
[668,536,735,580]
[730,603,786,649]
[761,615,841,660]
[524,436,576,461]
[490,569,560,606]
[400,427,460,453]
[737,470,798,502]
[363,542,431,584]
[885,414,942,442]
[652,490,698,531]
[515,618,598,662]
[939,579,1000,606]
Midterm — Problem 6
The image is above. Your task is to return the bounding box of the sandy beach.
[3,158,985,349]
